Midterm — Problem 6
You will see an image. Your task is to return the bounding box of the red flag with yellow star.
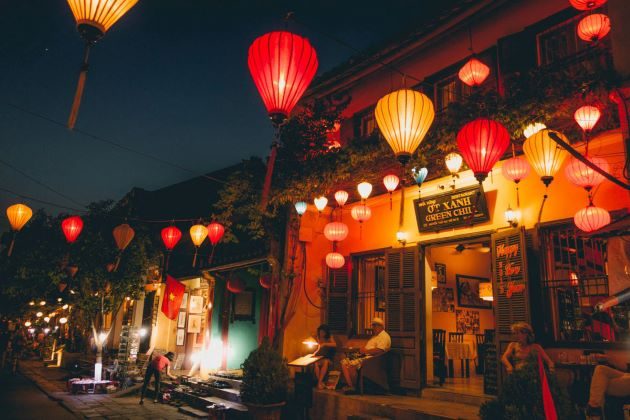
[161,275,185,320]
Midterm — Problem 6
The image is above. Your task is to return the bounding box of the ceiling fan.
[452,243,491,254]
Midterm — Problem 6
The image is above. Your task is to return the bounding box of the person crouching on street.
[140,351,176,404]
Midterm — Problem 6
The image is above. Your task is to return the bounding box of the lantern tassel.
[113,255,121,272]
[7,233,16,257]
[67,43,91,130]
[192,248,198,268]
[208,245,216,266]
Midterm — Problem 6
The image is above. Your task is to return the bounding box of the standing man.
[139,351,177,404]
[340,317,391,394]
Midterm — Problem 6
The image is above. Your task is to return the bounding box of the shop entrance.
[425,236,495,396]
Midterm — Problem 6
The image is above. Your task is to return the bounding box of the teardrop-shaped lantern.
[207,222,225,246]
[357,182,373,201]
[113,223,135,251]
[6,204,33,232]
[564,156,609,191]
[502,156,531,184]
[62,216,84,243]
[574,203,610,232]
[456,119,511,183]
[334,191,349,207]
[190,224,208,247]
[351,204,372,223]
[375,89,435,164]
[161,226,182,250]
[314,196,328,213]
[569,0,607,10]
[445,152,463,175]
[577,14,611,42]
[324,222,349,242]
[458,57,490,87]
[523,129,570,187]
[326,252,345,269]
[248,31,318,126]
[227,277,245,294]
[383,175,399,193]
[412,167,428,187]
[574,105,601,133]
[295,201,307,216]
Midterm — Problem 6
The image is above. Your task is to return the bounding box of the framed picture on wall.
[432,287,455,312]
[188,315,202,333]
[231,289,256,323]
[189,295,203,314]
[456,309,480,334]
[435,263,446,284]
[177,311,186,328]
[181,293,188,310]
[176,329,185,346]
[456,275,492,309]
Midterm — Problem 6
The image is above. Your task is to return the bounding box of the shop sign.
[413,185,489,232]
[494,235,525,298]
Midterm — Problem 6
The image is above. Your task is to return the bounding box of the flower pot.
[244,401,286,420]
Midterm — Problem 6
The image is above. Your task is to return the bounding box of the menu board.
[413,185,489,232]
[484,345,498,395]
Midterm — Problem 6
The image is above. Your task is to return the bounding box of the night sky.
[0,0,459,220]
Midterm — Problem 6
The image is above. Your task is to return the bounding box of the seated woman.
[586,359,630,419]
[501,322,554,374]
[312,324,336,389]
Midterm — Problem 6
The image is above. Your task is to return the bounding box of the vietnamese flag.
[161,275,185,320]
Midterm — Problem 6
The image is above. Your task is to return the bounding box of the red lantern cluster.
[161,226,182,250]
[458,57,490,87]
[62,216,84,243]
[457,118,511,183]
[577,14,611,42]
[207,222,225,246]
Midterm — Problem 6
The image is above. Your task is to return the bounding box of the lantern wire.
[0,186,85,213]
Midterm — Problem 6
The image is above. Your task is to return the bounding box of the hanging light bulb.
[458,57,490,87]
[294,201,307,216]
[574,105,601,133]
[314,196,328,213]
[325,252,345,269]
[523,122,546,139]
[564,156,609,192]
[334,191,349,207]
[445,152,463,175]
[522,129,569,187]
[577,14,611,43]
[383,175,399,210]
[357,182,373,201]
[574,202,610,232]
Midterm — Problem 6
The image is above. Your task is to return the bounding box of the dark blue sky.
[0,0,458,217]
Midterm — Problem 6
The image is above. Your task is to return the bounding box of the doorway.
[425,237,495,396]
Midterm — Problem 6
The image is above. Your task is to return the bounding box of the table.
[446,342,475,377]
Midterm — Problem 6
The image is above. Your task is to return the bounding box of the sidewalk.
[19,360,195,419]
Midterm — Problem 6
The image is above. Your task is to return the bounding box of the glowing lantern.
[565,156,609,192]
[295,201,307,216]
[66,0,139,129]
[412,167,428,188]
[502,156,531,184]
[375,89,435,164]
[479,283,493,301]
[383,175,399,210]
[227,277,245,294]
[334,191,349,207]
[523,129,569,186]
[36,312,43,318]
[6,204,33,256]
[113,224,135,251]
[458,57,490,87]
[523,122,546,139]
[324,222,349,242]
[161,226,182,250]
[570,272,579,287]
[24,321,32,327]
[574,203,610,232]
[357,182,373,201]
[40,300,46,306]
[445,152,463,175]
[207,222,225,246]
[59,317,68,324]
[574,105,601,133]
[569,0,607,10]
[62,216,84,243]
[259,274,271,289]
[248,31,318,126]
[189,224,208,267]
[29,301,35,306]
[577,14,611,42]
[504,206,519,227]
[326,252,345,269]
[456,119,511,183]
[314,196,328,213]
[351,204,372,223]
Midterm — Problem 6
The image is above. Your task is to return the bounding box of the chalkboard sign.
[484,345,498,395]
[413,185,489,232]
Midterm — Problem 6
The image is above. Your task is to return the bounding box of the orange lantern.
[324,222,349,242]
[574,105,601,133]
[334,190,349,207]
[574,202,610,232]
[6,204,33,256]
[189,224,208,267]
[326,252,345,269]
[577,14,611,43]
[523,129,569,187]
[569,0,607,11]
[458,57,490,87]
[383,175,400,210]
[113,224,135,251]
[564,156,609,192]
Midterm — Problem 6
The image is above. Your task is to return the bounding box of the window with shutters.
[536,15,588,67]
[352,107,377,139]
[352,253,386,336]
[540,223,629,344]
[326,264,350,334]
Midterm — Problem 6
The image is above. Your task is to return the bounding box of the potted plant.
[240,337,290,420]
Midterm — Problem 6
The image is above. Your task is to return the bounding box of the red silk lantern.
[62,216,84,243]
[113,223,135,251]
[161,226,182,250]
[564,156,609,191]
[324,222,349,242]
[574,105,601,132]
[569,0,607,11]
[574,203,610,232]
[326,252,345,269]
[458,57,490,87]
[259,274,271,289]
[334,190,349,207]
[456,119,511,183]
[248,31,318,126]
[502,156,531,184]
[227,277,245,294]
[577,14,611,42]
[207,222,225,246]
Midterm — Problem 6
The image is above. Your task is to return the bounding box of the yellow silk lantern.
[523,129,569,187]
[375,89,435,165]
[6,204,33,257]
[190,224,208,267]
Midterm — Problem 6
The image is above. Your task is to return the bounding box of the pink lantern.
[574,203,610,232]
[351,204,372,223]
[574,105,601,133]
[458,57,490,87]
[564,156,609,191]
[502,156,531,184]
[324,222,349,242]
[325,252,345,269]
[383,174,399,193]
[334,190,349,207]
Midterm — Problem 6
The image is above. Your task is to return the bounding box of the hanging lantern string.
[399,164,406,229]
[67,42,92,130]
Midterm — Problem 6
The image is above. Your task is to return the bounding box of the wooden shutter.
[326,262,350,334]
[491,227,530,390]
[385,247,421,391]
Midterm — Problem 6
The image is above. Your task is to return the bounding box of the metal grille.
[354,255,386,336]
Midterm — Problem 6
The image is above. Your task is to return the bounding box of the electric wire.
[0,186,85,213]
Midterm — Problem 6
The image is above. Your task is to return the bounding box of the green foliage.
[240,337,290,405]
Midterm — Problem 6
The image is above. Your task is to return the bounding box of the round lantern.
[445,152,463,175]
[574,105,601,132]
[161,226,182,250]
[324,222,349,242]
[523,122,546,139]
[375,89,435,164]
[456,118,511,183]
[577,14,611,42]
[295,201,307,216]
[564,156,609,191]
[259,274,271,289]
[458,57,490,87]
[113,223,135,251]
[326,252,345,269]
[502,156,531,184]
[207,222,225,246]
[574,203,610,232]
[248,31,318,126]
[62,216,84,243]
[334,190,349,207]
[351,204,372,223]
[7,204,33,232]
[227,277,245,294]
[523,129,570,186]
[314,196,328,212]
[357,182,373,200]
[569,0,607,11]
